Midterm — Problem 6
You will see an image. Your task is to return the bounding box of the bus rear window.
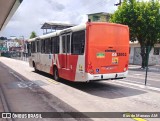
[71,30,85,55]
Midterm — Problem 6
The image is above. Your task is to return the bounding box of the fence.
[1,51,28,61]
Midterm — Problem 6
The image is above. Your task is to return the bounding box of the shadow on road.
[34,71,147,99]
[0,62,92,120]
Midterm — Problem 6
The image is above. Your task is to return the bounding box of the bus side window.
[62,36,66,53]
[71,30,85,55]
[37,40,41,52]
[27,43,31,56]
[66,35,71,53]
[52,36,59,54]
[49,38,52,53]
[41,39,45,53]
[31,41,36,53]
[44,38,51,54]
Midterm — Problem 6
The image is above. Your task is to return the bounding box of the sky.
[1,0,119,39]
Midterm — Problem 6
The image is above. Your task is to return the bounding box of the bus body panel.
[28,22,129,82]
[58,54,79,81]
[85,23,129,80]
[74,55,86,81]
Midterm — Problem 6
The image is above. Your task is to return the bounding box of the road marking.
[132,118,147,121]
[47,79,59,85]
[114,80,160,92]
[124,113,147,121]
[127,75,160,82]
[9,71,25,82]
[122,79,151,86]
[17,83,28,88]
[134,74,143,76]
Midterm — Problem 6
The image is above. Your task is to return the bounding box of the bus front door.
[61,34,71,70]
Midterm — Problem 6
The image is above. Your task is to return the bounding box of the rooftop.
[41,22,76,30]
[0,0,23,31]
[87,12,110,16]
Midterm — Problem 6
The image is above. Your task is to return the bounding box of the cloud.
[45,0,65,11]
[1,0,118,39]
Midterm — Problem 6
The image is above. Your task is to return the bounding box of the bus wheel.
[54,67,59,81]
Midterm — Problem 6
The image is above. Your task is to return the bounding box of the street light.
[19,36,25,52]
[114,0,122,6]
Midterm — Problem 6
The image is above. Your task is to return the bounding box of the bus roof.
[27,22,128,42]
[28,23,86,42]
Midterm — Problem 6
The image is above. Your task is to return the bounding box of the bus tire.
[54,67,59,81]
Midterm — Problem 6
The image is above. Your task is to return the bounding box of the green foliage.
[110,0,160,45]
[110,0,160,68]
[30,31,37,39]
[0,37,7,40]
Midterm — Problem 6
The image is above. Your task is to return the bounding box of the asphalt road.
[0,57,160,121]
[122,66,160,89]
[0,61,92,121]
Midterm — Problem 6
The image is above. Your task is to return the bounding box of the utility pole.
[114,0,122,6]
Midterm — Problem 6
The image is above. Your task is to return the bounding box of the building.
[3,40,20,51]
[0,37,8,51]
[0,40,8,51]
[0,0,22,56]
[41,22,75,35]
[87,12,111,22]
[130,41,160,65]
[6,41,19,48]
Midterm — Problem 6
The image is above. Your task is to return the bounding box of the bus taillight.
[88,62,94,74]
[124,63,128,71]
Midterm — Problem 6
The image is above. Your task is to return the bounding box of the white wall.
[129,44,160,65]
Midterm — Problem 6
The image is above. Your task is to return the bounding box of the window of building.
[52,36,59,54]
[71,30,85,55]
[93,15,100,21]
[154,47,160,55]
[129,47,131,54]
[106,15,110,21]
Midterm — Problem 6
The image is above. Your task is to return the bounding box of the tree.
[0,37,7,40]
[30,31,37,39]
[110,0,160,68]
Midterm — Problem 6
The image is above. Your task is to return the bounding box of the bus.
[28,22,129,82]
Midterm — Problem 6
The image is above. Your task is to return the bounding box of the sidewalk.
[129,64,160,72]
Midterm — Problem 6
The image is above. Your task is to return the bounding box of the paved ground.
[122,65,160,89]
[0,59,92,121]
[0,57,160,121]
[0,92,4,112]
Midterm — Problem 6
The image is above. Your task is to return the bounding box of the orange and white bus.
[28,22,129,82]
